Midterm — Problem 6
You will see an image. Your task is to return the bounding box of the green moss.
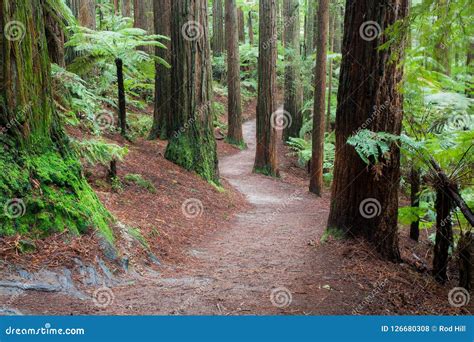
[124,173,156,193]
[0,145,113,242]
[320,227,346,244]
[165,132,219,184]
[254,166,279,178]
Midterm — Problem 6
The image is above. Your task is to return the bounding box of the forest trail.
[7,119,360,315]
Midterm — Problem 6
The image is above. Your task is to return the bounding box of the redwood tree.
[282,0,303,141]
[327,0,408,261]
[309,0,328,195]
[254,0,278,176]
[134,0,154,53]
[225,0,243,145]
[165,0,219,183]
[149,0,172,140]
[238,7,245,43]
[0,0,111,239]
[212,0,225,56]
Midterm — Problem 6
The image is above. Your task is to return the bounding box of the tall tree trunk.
[238,7,245,43]
[409,167,420,241]
[212,0,224,56]
[333,4,343,53]
[327,0,408,261]
[149,0,172,140]
[433,187,454,282]
[165,0,219,183]
[309,0,328,196]
[433,0,450,75]
[326,8,335,132]
[121,0,131,17]
[70,0,96,28]
[248,11,254,45]
[283,0,303,141]
[113,0,119,14]
[0,0,111,238]
[134,0,154,53]
[254,0,278,176]
[225,0,243,145]
[304,0,314,56]
[312,1,319,49]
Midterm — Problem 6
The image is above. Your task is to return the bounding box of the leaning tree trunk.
[282,0,303,142]
[254,0,278,177]
[133,0,154,53]
[238,7,245,43]
[165,0,219,183]
[225,0,243,145]
[212,0,224,56]
[327,0,408,261]
[149,0,172,140]
[0,0,111,239]
[309,0,328,196]
[248,11,254,45]
[433,187,454,282]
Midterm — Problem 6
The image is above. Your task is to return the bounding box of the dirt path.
[7,119,362,315]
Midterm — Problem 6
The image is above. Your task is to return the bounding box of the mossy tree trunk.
[309,0,328,196]
[327,0,408,261]
[165,0,219,184]
[282,0,303,142]
[0,0,112,240]
[44,7,66,67]
[212,0,224,56]
[254,0,278,177]
[225,0,243,145]
[149,0,172,140]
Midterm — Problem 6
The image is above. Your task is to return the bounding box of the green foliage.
[71,138,128,167]
[124,174,157,193]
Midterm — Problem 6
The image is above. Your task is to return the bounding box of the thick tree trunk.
[409,167,420,241]
[68,0,96,28]
[115,58,126,136]
[433,188,454,282]
[149,0,172,140]
[248,11,254,46]
[309,0,328,196]
[212,0,225,56]
[326,8,335,132]
[0,0,111,238]
[304,0,314,56]
[254,0,278,176]
[121,0,131,17]
[283,0,303,141]
[327,0,408,261]
[134,0,154,53]
[238,7,245,43]
[44,8,66,67]
[225,0,243,145]
[165,0,219,183]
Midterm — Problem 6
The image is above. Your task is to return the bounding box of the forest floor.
[0,100,471,316]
